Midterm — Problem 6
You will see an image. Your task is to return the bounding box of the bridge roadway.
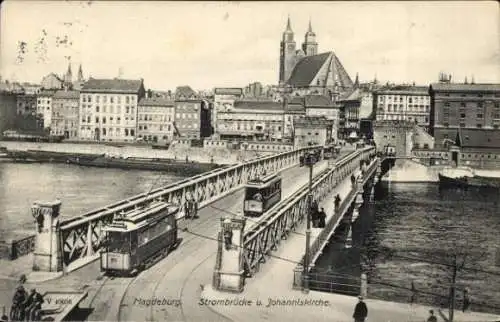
[84,153,351,321]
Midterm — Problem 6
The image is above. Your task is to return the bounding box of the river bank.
[0,140,271,165]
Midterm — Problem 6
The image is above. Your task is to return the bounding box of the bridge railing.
[240,147,376,277]
[308,158,379,267]
[56,145,322,270]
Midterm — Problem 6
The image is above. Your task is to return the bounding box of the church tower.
[77,64,84,82]
[302,19,318,56]
[279,16,297,85]
[64,63,72,84]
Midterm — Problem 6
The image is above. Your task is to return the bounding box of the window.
[96,106,100,112]
[117,96,121,104]
[460,113,466,118]
[126,96,130,104]
[125,129,129,136]
[460,123,466,127]
[461,102,466,107]
[103,117,106,124]
[444,102,450,107]
[477,114,483,118]
[477,124,482,128]
[130,129,135,136]
[95,117,99,123]
[110,97,114,103]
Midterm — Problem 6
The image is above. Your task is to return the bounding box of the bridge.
[3,145,379,321]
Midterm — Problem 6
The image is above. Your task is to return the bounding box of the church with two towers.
[279,17,354,100]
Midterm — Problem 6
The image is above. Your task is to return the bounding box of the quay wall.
[0,141,272,165]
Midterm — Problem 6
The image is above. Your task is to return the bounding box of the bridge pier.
[32,200,63,273]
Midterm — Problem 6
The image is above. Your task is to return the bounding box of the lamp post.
[303,151,316,293]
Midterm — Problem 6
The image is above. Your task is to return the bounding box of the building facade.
[213,88,244,137]
[373,120,414,157]
[293,116,333,148]
[217,100,284,141]
[429,83,500,149]
[36,90,56,129]
[41,73,64,90]
[244,82,264,98]
[0,91,18,134]
[373,85,431,131]
[16,94,37,116]
[137,98,176,143]
[51,90,80,139]
[283,97,306,140]
[79,78,145,142]
[174,86,207,139]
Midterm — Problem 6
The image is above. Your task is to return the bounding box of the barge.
[438,167,500,189]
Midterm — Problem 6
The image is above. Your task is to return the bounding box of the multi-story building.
[16,94,37,116]
[373,85,431,131]
[283,97,306,140]
[79,78,145,142]
[293,116,333,148]
[217,100,284,141]
[51,90,80,139]
[429,83,500,149]
[36,90,56,129]
[41,73,64,90]
[244,82,264,98]
[213,88,244,137]
[373,120,414,157]
[137,98,176,143]
[0,91,18,134]
[174,86,206,139]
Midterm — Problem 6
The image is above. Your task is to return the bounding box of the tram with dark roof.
[100,201,179,276]
[243,173,282,217]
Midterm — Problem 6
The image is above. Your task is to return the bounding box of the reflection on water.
[0,163,186,239]
[315,182,500,315]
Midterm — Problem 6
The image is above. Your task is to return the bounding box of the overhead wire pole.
[303,150,316,293]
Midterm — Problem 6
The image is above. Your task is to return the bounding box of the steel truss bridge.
[225,146,376,279]
[56,146,322,270]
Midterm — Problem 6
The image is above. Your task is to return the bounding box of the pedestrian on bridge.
[353,296,368,322]
[351,174,356,187]
[334,194,341,210]
[318,208,326,228]
[192,200,199,219]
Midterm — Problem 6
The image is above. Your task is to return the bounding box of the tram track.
[88,163,331,322]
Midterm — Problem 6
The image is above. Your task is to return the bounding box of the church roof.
[81,78,143,93]
[287,52,331,87]
[456,128,500,149]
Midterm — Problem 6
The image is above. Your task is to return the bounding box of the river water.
[0,162,187,240]
[315,182,500,315]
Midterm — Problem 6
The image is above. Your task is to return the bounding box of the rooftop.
[81,78,143,93]
[304,94,333,107]
[294,116,333,127]
[214,88,243,96]
[375,85,429,95]
[457,128,500,149]
[287,52,332,87]
[233,100,284,112]
[139,97,175,107]
[53,90,80,99]
[175,85,198,100]
[430,83,500,92]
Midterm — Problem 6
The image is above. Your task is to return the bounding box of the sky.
[0,1,499,91]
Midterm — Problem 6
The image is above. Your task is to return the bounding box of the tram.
[100,201,179,276]
[243,173,282,217]
[300,148,323,166]
[323,144,339,159]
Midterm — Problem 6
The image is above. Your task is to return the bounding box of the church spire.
[286,15,292,32]
[65,62,72,83]
[354,72,359,88]
[77,64,84,82]
[308,18,313,33]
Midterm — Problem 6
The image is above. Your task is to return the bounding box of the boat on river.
[438,167,500,189]
[67,154,221,174]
